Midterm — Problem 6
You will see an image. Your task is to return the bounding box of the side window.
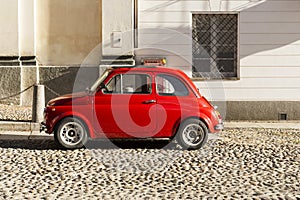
[156,74,189,96]
[106,74,121,93]
[105,74,151,94]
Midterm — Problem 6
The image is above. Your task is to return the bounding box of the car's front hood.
[48,92,88,106]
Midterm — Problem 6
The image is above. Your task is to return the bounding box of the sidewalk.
[225,121,300,129]
[0,121,53,140]
[0,120,299,140]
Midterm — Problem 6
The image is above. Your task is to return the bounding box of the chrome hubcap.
[182,124,204,147]
[60,122,84,146]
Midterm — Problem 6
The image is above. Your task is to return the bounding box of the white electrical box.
[111,31,122,48]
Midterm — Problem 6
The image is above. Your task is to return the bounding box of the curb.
[0,131,53,140]
[0,121,53,140]
[225,121,300,129]
[0,121,299,140]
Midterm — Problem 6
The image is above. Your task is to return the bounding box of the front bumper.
[40,122,47,132]
[214,123,224,131]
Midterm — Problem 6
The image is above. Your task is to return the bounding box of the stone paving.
[0,128,299,199]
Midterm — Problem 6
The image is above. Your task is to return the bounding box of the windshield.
[90,69,111,92]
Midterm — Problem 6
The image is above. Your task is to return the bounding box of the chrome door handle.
[143,100,156,104]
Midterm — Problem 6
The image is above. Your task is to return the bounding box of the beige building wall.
[0,0,102,106]
[0,0,19,56]
[36,0,101,66]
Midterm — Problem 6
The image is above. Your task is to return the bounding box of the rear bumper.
[214,123,224,131]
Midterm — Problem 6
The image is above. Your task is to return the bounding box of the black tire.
[176,119,208,150]
[54,117,88,149]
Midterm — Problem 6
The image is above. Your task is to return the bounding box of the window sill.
[191,77,240,81]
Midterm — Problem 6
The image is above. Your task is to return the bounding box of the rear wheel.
[54,117,88,149]
[176,119,208,150]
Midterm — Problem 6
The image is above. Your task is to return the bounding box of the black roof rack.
[111,65,157,69]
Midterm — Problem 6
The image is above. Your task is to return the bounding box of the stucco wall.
[102,0,133,56]
[138,0,300,102]
[36,0,101,66]
[136,0,300,120]
[0,0,18,56]
[0,67,21,105]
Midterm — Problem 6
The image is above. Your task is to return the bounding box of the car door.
[93,72,157,138]
[155,73,199,137]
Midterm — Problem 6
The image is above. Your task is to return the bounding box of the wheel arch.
[53,112,94,138]
[171,116,211,138]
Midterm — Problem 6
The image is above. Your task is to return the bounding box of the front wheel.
[54,117,88,149]
[176,119,208,150]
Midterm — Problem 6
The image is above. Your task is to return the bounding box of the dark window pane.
[199,32,211,45]
[217,60,235,72]
[216,31,236,45]
[106,74,151,94]
[106,74,121,93]
[193,59,210,72]
[217,52,234,58]
[122,74,151,94]
[192,44,211,58]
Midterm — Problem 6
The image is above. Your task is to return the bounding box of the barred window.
[192,14,238,79]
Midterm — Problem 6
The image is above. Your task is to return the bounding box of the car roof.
[111,66,186,76]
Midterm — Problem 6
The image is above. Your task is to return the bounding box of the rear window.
[156,74,189,96]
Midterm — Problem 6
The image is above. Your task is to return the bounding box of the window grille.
[192,14,238,79]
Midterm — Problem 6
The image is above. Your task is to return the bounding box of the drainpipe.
[134,0,138,48]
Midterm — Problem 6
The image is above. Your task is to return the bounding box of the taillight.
[214,110,222,123]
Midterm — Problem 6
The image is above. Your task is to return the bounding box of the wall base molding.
[0,56,36,66]
[213,101,300,121]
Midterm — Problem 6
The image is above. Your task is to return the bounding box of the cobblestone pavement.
[0,128,299,199]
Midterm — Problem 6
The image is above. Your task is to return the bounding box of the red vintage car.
[42,66,223,150]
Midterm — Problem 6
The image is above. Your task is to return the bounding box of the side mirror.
[100,82,105,89]
[100,83,108,93]
[85,87,92,95]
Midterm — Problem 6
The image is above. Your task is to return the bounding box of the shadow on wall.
[0,67,21,105]
[238,0,300,58]
[137,0,300,121]
[138,0,300,61]
[40,67,99,103]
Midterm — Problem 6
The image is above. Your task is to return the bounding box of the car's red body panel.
[43,67,223,139]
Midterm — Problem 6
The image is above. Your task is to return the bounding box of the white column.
[0,0,19,56]
[102,0,134,56]
[19,0,37,106]
[18,0,35,56]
